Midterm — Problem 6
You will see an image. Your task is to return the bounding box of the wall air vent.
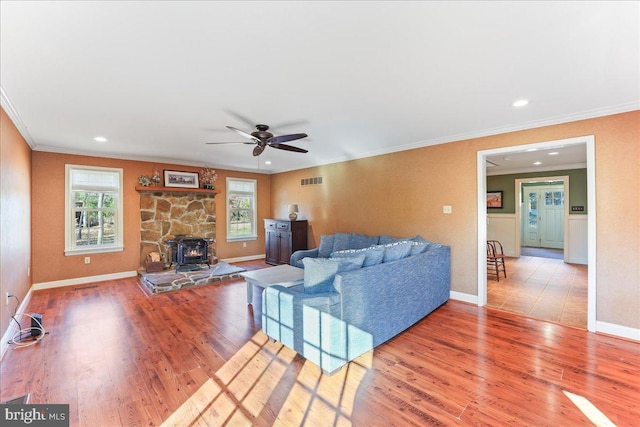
[300,177,323,186]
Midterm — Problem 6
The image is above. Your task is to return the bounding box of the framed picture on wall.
[487,190,503,208]
[164,170,199,189]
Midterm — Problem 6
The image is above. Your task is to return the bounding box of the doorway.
[477,136,596,332]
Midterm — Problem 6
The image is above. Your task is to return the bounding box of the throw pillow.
[318,234,335,258]
[413,235,430,244]
[303,255,366,294]
[330,245,385,267]
[382,241,413,263]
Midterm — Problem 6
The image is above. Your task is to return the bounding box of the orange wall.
[271,111,640,330]
[31,153,270,283]
[0,108,32,336]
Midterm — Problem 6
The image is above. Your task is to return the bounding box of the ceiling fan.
[206,124,308,156]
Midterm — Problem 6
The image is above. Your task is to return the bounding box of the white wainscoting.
[487,213,588,264]
[487,214,517,256]
[567,215,588,264]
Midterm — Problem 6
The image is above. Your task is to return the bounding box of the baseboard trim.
[596,321,640,342]
[450,291,478,305]
[32,271,138,291]
[221,254,265,263]
[0,289,33,361]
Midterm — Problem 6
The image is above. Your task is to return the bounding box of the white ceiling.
[485,143,588,176]
[1,1,638,174]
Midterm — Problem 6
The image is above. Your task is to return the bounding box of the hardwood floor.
[1,260,638,426]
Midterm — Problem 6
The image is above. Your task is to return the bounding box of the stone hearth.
[138,190,216,270]
[139,262,246,294]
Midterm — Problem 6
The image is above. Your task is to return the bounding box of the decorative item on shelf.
[164,170,200,188]
[288,204,299,220]
[200,166,218,190]
[152,167,161,186]
[138,175,152,186]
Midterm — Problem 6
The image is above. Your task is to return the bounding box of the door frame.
[516,177,569,258]
[476,135,596,332]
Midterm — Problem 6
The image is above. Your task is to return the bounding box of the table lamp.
[288,204,299,220]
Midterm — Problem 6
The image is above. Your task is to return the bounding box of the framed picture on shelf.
[163,170,199,189]
[487,190,503,208]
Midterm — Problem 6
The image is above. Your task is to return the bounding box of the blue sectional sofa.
[262,232,450,374]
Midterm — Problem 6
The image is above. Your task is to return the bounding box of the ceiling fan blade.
[269,143,308,154]
[226,126,260,142]
[267,133,308,143]
[253,144,267,156]
[206,141,255,145]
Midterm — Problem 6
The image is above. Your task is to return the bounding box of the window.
[65,165,124,255]
[226,178,257,241]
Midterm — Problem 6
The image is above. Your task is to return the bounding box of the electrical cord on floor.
[7,295,47,348]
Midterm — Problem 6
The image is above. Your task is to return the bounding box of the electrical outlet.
[84,257,91,264]
[5,292,9,306]
[243,242,247,248]
[443,205,452,214]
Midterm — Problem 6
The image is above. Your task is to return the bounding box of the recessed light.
[93,136,107,142]
[265,160,272,165]
[548,152,559,156]
[526,148,538,152]
[513,99,529,107]
[533,161,542,166]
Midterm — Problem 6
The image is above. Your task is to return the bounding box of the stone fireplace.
[138,189,216,270]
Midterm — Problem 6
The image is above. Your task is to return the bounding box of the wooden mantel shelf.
[135,186,218,196]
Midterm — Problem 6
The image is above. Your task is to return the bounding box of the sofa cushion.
[378,235,402,245]
[318,234,336,258]
[350,233,379,249]
[331,245,385,267]
[410,240,430,256]
[333,232,351,252]
[303,255,366,293]
[382,241,413,263]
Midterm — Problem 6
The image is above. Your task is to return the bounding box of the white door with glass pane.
[522,185,564,249]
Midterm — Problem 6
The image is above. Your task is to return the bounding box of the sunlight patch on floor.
[161,331,372,426]
[563,390,617,427]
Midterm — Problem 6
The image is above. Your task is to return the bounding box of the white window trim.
[226,177,258,242]
[64,164,124,255]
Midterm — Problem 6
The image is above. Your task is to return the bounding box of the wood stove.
[165,236,213,273]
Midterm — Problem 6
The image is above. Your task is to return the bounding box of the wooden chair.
[487,240,507,281]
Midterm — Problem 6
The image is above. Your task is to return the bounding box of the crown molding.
[0,86,35,148]
[273,102,639,174]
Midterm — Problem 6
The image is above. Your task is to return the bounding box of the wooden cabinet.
[264,219,308,265]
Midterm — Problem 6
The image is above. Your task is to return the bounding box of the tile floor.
[487,255,588,329]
